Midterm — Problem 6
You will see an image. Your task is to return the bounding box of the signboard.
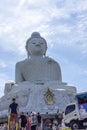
[76,92,87,118]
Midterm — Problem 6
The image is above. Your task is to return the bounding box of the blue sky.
[0,0,87,97]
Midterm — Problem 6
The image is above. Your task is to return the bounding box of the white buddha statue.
[0,32,76,114]
[15,32,62,84]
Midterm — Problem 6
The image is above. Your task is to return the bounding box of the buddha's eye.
[32,42,36,44]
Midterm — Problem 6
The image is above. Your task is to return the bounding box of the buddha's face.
[26,37,47,56]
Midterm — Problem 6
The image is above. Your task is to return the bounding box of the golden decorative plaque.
[44,88,55,104]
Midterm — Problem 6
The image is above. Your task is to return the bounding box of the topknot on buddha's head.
[31,32,41,38]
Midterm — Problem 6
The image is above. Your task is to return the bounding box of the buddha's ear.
[46,45,47,52]
[43,44,47,56]
[25,45,31,58]
[25,45,27,51]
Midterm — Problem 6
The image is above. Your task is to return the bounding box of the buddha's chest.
[22,60,56,79]
[23,60,53,73]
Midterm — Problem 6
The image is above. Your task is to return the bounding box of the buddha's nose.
[36,42,40,46]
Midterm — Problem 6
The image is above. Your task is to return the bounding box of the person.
[55,112,63,130]
[20,112,27,130]
[52,119,58,130]
[18,114,21,130]
[44,119,52,130]
[31,112,37,130]
[37,112,41,130]
[15,32,62,84]
[8,98,19,130]
[26,113,31,130]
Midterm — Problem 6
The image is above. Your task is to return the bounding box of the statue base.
[0,81,76,116]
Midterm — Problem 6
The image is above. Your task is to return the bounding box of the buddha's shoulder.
[16,59,29,66]
[45,56,58,64]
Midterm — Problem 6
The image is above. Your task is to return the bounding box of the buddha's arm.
[56,63,62,81]
[15,62,24,83]
[47,57,62,82]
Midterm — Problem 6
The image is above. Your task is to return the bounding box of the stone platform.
[0,81,76,116]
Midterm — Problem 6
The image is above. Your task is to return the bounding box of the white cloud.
[82,70,87,75]
[0,60,7,68]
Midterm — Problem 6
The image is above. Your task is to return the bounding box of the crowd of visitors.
[0,98,63,130]
[8,110,42,130]
[17,111,41,130]
[8,98,42,130]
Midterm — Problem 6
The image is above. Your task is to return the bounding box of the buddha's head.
[26,32,47,57]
